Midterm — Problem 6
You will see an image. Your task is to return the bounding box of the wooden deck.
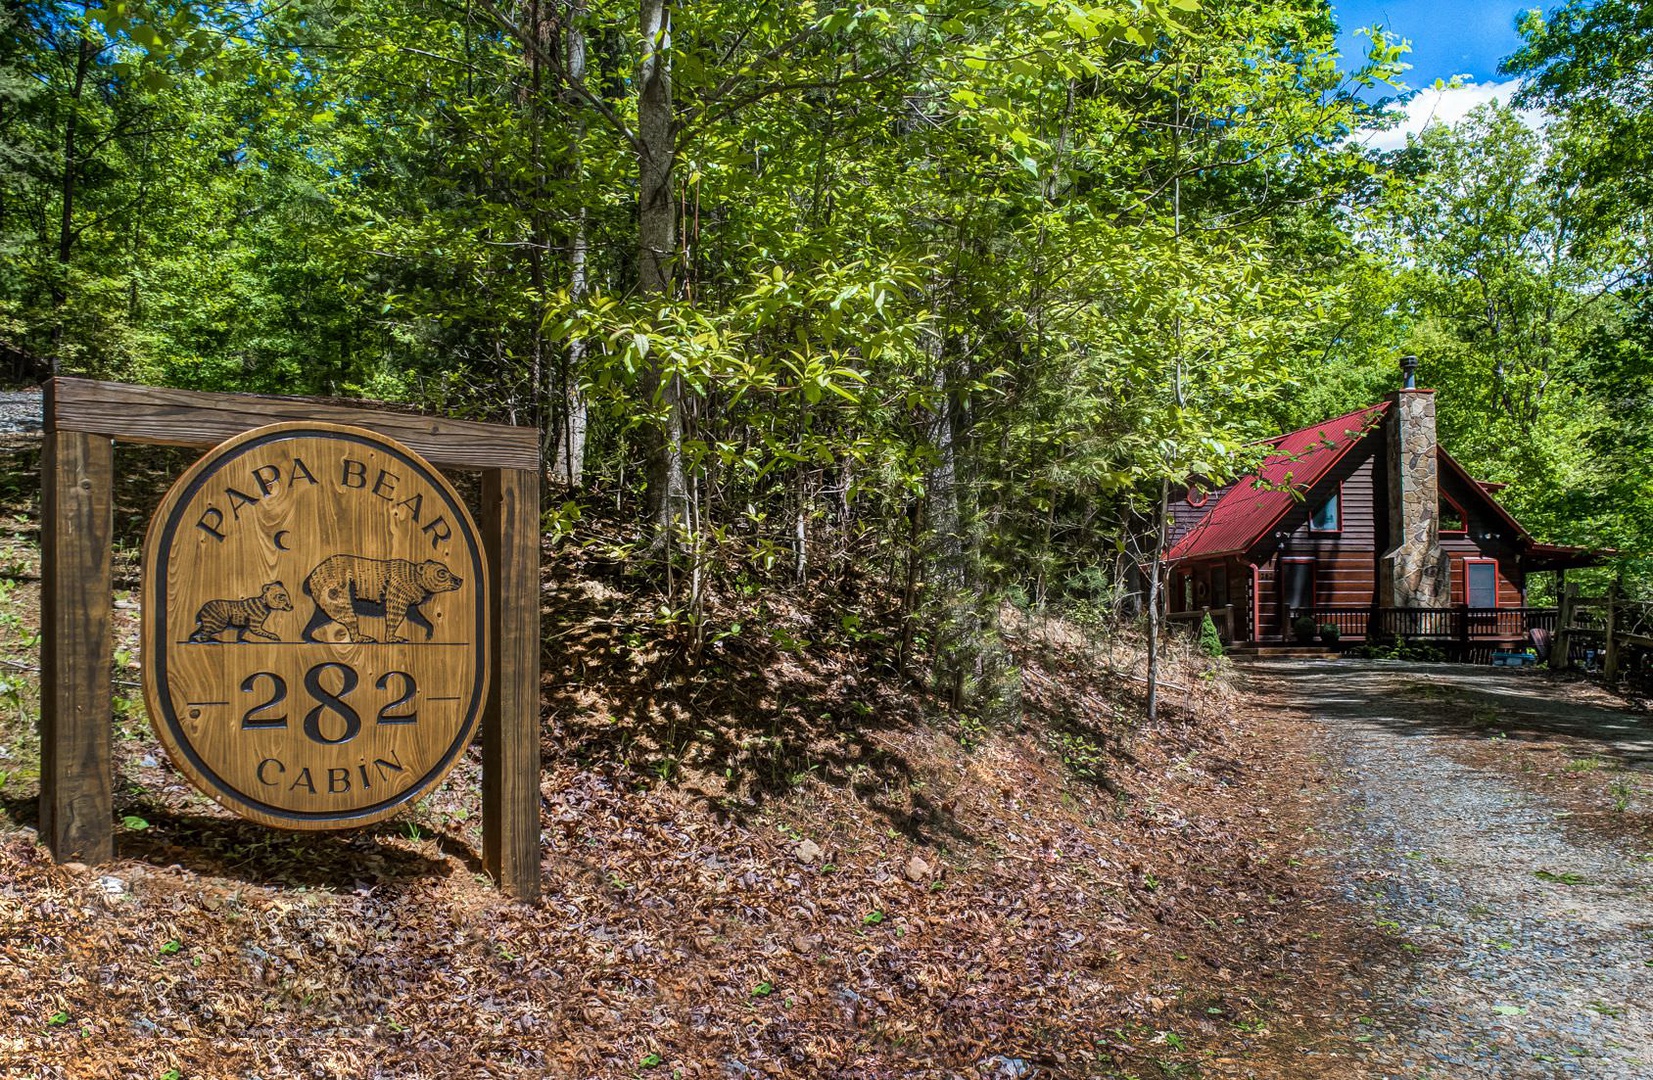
[1285,606,1557,646]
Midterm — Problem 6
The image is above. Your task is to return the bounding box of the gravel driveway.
[0,390,42,434]
[1248,660,1653,1079]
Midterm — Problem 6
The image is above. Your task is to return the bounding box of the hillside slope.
[0,438,1377,1078]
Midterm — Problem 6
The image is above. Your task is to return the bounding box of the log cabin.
[1165,360,1597,650]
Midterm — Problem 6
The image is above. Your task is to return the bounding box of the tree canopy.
[3,0,1651,669]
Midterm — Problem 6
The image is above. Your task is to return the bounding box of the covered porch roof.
[1521,542,1610,573]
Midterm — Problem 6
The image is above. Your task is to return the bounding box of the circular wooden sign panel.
[142,422,490,830]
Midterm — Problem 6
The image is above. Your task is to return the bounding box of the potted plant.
[1292,615,1318,644]
[1319,622,1341,645]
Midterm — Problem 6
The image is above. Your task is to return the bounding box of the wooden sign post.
[39,379,542,900]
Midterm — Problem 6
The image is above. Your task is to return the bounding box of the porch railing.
[1167,605,1238,644]
[1286,606,1558,643]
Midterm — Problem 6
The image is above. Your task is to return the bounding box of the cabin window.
[1309,493,1340,532]
[1186,486,1208,508]
[1440,497,1467,535]
[1440,501,1467,534]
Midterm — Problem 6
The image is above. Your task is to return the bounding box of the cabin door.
[1279,558,1315,637]
[1466,560,1498,609]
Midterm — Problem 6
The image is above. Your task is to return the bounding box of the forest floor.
[0,430,1648,1078]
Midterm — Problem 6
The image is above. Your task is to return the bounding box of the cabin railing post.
[1551,585,1575,671]
[39,394,116,863]
[1603,584,1620,684]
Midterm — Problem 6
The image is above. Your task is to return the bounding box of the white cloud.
[1352,78,1547,152]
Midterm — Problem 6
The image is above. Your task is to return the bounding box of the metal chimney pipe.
[1400,355,1418,390]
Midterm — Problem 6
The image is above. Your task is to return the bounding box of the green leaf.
[1533,869,1589,885]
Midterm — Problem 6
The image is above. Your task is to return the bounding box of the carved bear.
[301,555,462,643]
[189,581,293,643]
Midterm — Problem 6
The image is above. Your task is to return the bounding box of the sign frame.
[38,378,542,900]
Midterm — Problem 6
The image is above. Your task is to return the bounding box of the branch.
[681,58,911,141]
[467,0,641,155]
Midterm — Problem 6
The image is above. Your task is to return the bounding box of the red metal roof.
[1167,403,1389,562]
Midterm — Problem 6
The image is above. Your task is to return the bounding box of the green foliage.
[1197,613,1224,658]
[1349,638,1445,662]
[1506,0,1653,217]
[1341,86,1653,593]
[0,0,1448,667]
[1049,728,1112,781]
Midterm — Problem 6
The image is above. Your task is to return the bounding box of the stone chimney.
[1379,357,1452,608]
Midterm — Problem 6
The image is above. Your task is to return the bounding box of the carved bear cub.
[189,581,293,643]
[301,555,463,643]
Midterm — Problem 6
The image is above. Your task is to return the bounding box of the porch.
[1168,603,1566,661]
[1287,605,1558,656]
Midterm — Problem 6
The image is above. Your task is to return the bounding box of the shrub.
[1350,637,1444,662]
[1198,612,1224,658]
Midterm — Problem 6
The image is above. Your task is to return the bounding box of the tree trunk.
[1146,479,1170,723]
[922,328,972,709]
[636,0,685,534]
[552,0,590,487]
[526,0,549,438]
[925,336,962,591]
[51,23,92,370]
[554,208,591,486]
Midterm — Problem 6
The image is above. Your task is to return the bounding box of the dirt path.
[1246,660,1653,1079]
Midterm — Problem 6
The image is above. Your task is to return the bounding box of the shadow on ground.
[1243,658,1653,768]
[535,501,981,848]
[0,792,469,889]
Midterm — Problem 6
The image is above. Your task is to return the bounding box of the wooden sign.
[141,421,490,829]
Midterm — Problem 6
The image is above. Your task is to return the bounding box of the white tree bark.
[637,0,685,535]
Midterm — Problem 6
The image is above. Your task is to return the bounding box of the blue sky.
[1331,0,1545,150]
[1331,0,1533,88]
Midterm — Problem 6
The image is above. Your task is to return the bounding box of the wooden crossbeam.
[48,377,540,472]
